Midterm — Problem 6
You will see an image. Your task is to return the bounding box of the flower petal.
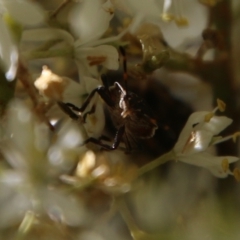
[178,152,239,177]
[69,0,114,44]
[75,45,119,70]
[84,98,105,138]
[116,0,161,33]
[174,111,209,153]
[0,170,25,187]
[208,166,232,178]
[198,116,232,135]
[174,111,232,154]
[44,189,88,226]
[84,76,101,93]
[159,0,208,48]
[0,17,18,81]
[0,190,31,228]
[22,28,74,44]
[123,0,160,17]
[4,100,49,170]
[2,0,45,26]
[176,130,213,155]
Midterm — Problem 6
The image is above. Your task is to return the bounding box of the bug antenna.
[119,46,128,93]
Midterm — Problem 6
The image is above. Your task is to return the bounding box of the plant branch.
[138,151,174,176]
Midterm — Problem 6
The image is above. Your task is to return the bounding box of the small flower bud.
[232,132,240,143]
[175,17,189,27]
[233,168,240,182]
[217,99,226,112]
[221,158,229,173]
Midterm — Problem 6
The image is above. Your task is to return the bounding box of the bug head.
[115,82,140,118]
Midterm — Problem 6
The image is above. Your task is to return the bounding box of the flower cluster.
[0,100,87,228]
[173,99,239,178]
[0,0,239,239]
[61,150,138,194]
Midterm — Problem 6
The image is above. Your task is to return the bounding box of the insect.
[58,47,158,151]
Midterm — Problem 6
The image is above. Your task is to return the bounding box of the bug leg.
[65,102,82,112]
[98,135,112,142]
[57,101,79,120]
[84,125,125,150]
[111,125,125,149]
[64,85,114,115]
[66,87,101,113]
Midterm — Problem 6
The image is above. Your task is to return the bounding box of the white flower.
[0,0,45,80]
[173,100,239,177]
[74,44,119,79]
[112,0,208,49]
[22,26,119,79]
[70,0,119,78]
[35,67,105,138]
[61,150,138,194]
[24,0,122,139]
[22,0,119,79]
[0,100,87,228]
[21,0,123,139]
[69,0,114,45]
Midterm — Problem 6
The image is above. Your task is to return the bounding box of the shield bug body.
[58,47,158,151]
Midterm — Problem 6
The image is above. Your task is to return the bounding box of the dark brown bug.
[58,47,158,151]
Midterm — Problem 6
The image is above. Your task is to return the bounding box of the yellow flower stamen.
[204,112,214,122]
[221,158,229,173]
[175,17,188,27]
[161,0,174,22]
[233,168,240,182]
[161,0,189,26]
[232,131,240,143]
[217,99,226,112]
[161,13,175,22]
[174,0,188,27]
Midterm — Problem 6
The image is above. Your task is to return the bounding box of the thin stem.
[22,47,74,60]
[116,197,140,233]
[138,151,174,176]
[50,0,72,19]
[116,197,156,240]
[75,27,129,48]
